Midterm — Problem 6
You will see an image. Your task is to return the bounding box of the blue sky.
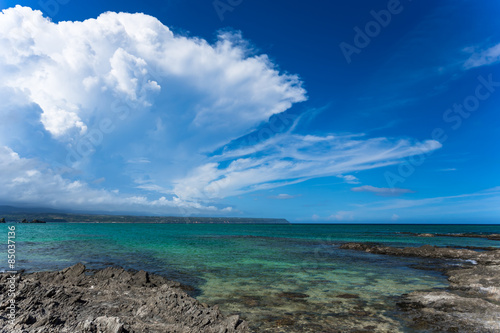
[0,0,499,222]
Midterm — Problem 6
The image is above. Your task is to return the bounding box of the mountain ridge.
[0,206,289,224]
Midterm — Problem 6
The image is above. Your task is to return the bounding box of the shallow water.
[2,223,500,332]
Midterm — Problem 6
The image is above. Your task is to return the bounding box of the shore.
[340,242,500,332]
[0,264,248,333]
[1,238,500,332]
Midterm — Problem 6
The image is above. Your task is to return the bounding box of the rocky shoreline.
[398,232,500,241]
[2,242,500,333]
[0,264,248,333]
[340,242,500,332]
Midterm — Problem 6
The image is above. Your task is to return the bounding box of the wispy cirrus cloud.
[360,187,500,213]
[351,185,415,196]
[464,43,500,69]
[307,188,500,222]
[268,193,301,200]
[438,168,457,172]
[308,211,355,222]
[173,134,441,200]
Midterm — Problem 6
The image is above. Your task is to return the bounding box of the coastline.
[2,226,500,332]
[340,242,500,332]
[0,264,248,333]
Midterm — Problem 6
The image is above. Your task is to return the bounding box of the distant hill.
[0,206,289,224]
[0,205,64,214]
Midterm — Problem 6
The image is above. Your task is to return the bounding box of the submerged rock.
[340,242,500,264]
[336,293,360,299]
[398,290,500,332]
[416,233,435,237]
[276,292,309,299]
[341,242,500,332]
[0,264,249,333]
[399,232,500,241]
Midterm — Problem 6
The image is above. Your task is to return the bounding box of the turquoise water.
[2,223,500,332]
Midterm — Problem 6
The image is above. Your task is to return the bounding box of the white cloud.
[464,43,500,69]
[0,146,226,214]
[343,187,500,222]
[0,6,444,214]
[367,187,500,212]
[127,158,151,164]
[0,6,307,212]
[307,188,500,222]
[351,185,415,196]
[173,134,440,200]
[339,175,360,184]
[328,211,354,221]
[0,6,305,145]
[485,186,500,192]
[268,193,300,200]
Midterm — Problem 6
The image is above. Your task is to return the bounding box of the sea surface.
[2,223,500,332]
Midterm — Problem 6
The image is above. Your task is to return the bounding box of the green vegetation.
[20,219,46,223]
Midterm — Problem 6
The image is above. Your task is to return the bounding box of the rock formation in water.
[399,231,500,241]
[341,242,500,332]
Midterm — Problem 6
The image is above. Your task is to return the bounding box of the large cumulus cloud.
[0,6,305,141]
[0,6,307,212]
[0,6,441,214]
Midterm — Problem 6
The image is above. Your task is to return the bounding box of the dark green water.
[2,223,500,332]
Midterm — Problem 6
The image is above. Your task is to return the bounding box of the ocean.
[3,223,500,332]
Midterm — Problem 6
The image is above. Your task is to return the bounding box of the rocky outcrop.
[339,242,500,264]
[399,232,500,241]
[29,219,46,223]
[19,219,46,223]
[341,242,500,332]
[0,264,248,333]
[398,291,500,332]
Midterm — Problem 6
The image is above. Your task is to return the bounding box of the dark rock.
[340,242,500,265]
[275,317,295,327]
[0,264,249,333]
[336,293,360,299]
[399,232,500,241]
[132,270,149,285]
[398,291,500,332]
[341,242,500,332]
[62,262,86,278]
[240,295,263,307]
[276,292,309,299]
[19,218,46,223]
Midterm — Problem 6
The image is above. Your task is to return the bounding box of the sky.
[0,0,499,223]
